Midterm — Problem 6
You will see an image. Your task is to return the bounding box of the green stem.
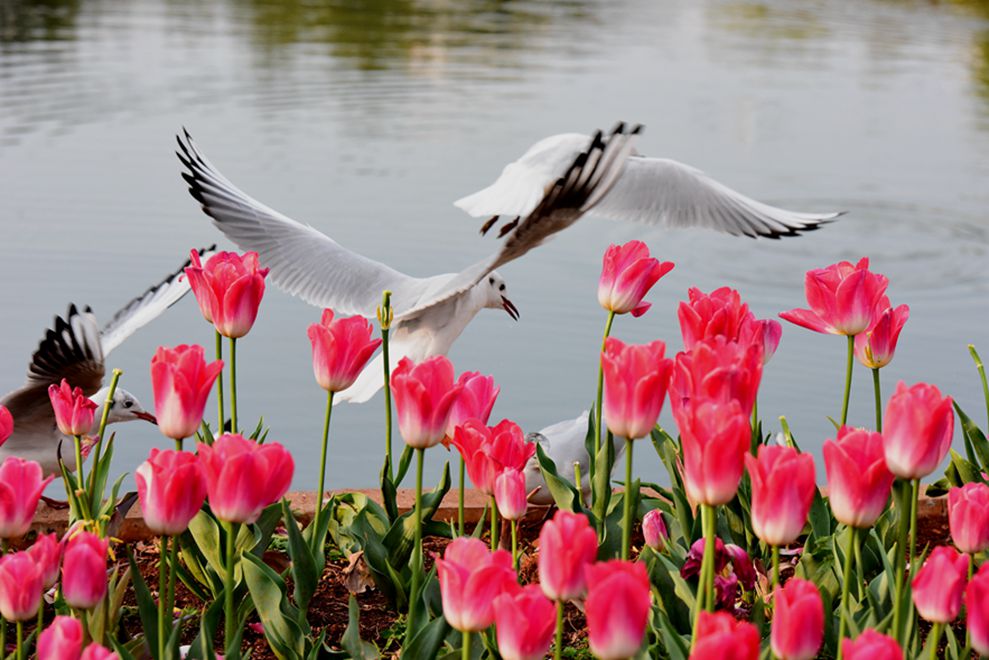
[1,618,5,659]
[16,620,22,660]
[840,335,855,427]
[750,396,760,453]
[215,331,225,434]
[229,337,238,433]
[574,461,583,509]
[511,519,518,572]
[969,553,975,652]
[223,520,238,656]
[622,437,634,560]
[779,416,796,449]
[159,535,169,660]
[458,457,465,537]
[904,478,920,632]
[313,390,334,553]
[490,496,499,550]
[381,291,394,482]
[702,505,716,612]
[36,603,43,643]
[692,505,716,643]
[970,345,989,431]
[167,533,179,633]
[594,310,617,459]
[554,600,564,660]
[89,369,122,495]
[175,438,183,451]
[73,434,86,504]
[892,480,910,637]
[462,630,471,660]
[929,622,943,660]
[407,448,425,631]
[772,545,780,591]
[872,368,883,432]
[837,527,858,657]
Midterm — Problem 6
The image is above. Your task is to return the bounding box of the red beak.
[136,411,157,425]
[502,296,520,321]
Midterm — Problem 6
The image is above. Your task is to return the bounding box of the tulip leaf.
[126,548,160,657]
[383,463,451,568]
[395,444,415,486]
[188,511,225,576]
[380,455,400,522]
[949,449,983,486]
[186,600,223,660]
[808,487,832,540]
[955,403,989,475]
[280,499,318,616]
[399,615,451,660]
[341,595,379,660]
[535,444,582,514]
[654,606,689,660]
[591,430,615,525]
[241,551,306,660]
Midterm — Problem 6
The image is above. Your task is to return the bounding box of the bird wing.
[176,130,426,318]
[99,245,217,356]
[587,155,840,238]
[23,305,105,396]
[398,123,641,321]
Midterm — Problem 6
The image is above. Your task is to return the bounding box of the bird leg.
[497,216,521,238]
[480,215,500,236]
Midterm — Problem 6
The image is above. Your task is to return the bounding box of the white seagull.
[0,247,214,476]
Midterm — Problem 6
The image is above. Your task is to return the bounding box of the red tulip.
[681,537,728,581]
[678,287,754,350]
[745,445,816,546]
[150,344,223,441]
[949,483,989,554]
[967,563,989,657]
[779,257,889,336]
[676,400,750,506]
[80,644,119,660]
[391,356,464,449]
[739,318,783,365]
[0,405,12,446]
[0,456,54,539]
[854,304,909,369]
[198,433,294,524]
[690,611,760,660]
[597,241,675,317]
[841,629,903,660]
[642,509,667,551]
[670,336,763,418]
[27,532,62,589]
[38,616,83,660]
[444,371,500,442]
[0,551,43,621]
[882,381,954,480]
[771,578,823,660]
[823,427,895,528]
[450,419,536,495]
[495,468,527,521]
[493,584,556,660]
[538,510,598,601]
[585,560,651,660]
[136,448,207,536]
[436,537,516,632]
[48,379,98,437]
[307,309,381,393]
[601,337,673,440]
[185,249,269,338]
[61,531,108,610]
[724,544,757,592]
[911,545,967,623]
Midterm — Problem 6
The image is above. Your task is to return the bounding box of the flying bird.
[0,247,215,476]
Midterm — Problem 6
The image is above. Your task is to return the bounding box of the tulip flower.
[585,561,651,660]
[883,380,954,480]
[823,427,894,529]
[0,551,43,621]
[48,379,98,438]
[80,644,119,660]
[779,257,889,336]
[841,629,903,660]
[198,433,293,525]
[150,344,223,442]
[967,563,989,657]
[669,336,763,418]
[62,532,108,610]
[391,356,463,450]
[451,420,535,495]
[949,483,989,554]
[0,456,54,539]
[437,537,515,633]
[597,240,675,318]
[136,448,207,536]
[739,318,783,365]
[185,250,269,339]
[538,510,598,602]
[854,304,909,370]
[642,509,667,552]
[676,400,750,507]
[771,578,823,660]
[602,337,672,441]
[911,545,967,623]
[307,309,381,393]
[493,584,556,660]
[496,467,527,568]
[0,405,11,446]
[724,544,756,592]
[27,532,62,589]
[690,611,760,660]
[38,616,83,660]
[680,537,728,581]
[678,287,754,350]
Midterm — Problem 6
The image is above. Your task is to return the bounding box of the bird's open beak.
[136,411,158,425]
[501,296,520,321]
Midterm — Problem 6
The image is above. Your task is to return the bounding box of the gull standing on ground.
[0,247,215,476]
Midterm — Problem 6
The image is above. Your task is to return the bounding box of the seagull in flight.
[0,247,214,476]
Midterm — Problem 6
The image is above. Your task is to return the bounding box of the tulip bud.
[150,344,223,441]
[495,468,527,521]
[38,616,84,660]
[967,564,989,657]
[601,337,673,440]
[538,510,598,602]
[136,448,208,536]
[948,482,989,554]
[771,578,823,660]
[493,584,556,660]
[642,509,667,551]
[62,532,109,610]
[0,551,43,621]
[585,561,651,660]
[307,309,382,393]
[840,629,903,660]
[745,445,816,547]
[391,356,464,449]
[911,545,967,623]
[882,381,954,480]
[823,427,894,528]
[0,456,55,539]
[198,433,293,525]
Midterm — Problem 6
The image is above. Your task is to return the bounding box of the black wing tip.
[29,305,99,385]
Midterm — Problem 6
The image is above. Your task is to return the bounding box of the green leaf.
[281,499,318,616]
[341,595,380,660]
[126,548,160,658]
[400,615,451,660]
[534,444,583,513]
[955,403,989,476]
[382,463,452,568]
[241,552,305,660]
[395,444,415,486]
[808,488,832,540]
[186,600,222,660]
[591,430,616,525]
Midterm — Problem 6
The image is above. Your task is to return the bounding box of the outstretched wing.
[176,130,427,317]
[99,245,217,356]
[399,123,641,320]
[592,156,841,238]
[25,304,105,395]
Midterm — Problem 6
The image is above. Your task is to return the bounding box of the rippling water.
[2,0,988,488]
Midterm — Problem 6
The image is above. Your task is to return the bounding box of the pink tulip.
[451,419,536,495]
[80,644,119,660]
[678,287,754,350]
[690,612,760,660]
[823,427,895,528]
[0,405,12,446]
[493,584,556,660]
[911,545,967,623]
[841,629,903,660]
[150,344,223,440]
[136,448,208,536]
[184,249,269,338]
[198,433,294,524]
[62,531,108,609]
[771,578,823,660]
[444,371,500,442]
[538,510,598,601]
[854,304,909,369]
[882,381,954,480]
[390,356,464,449]
[495,468,527,521]
[307,309,381,393]
[38,616,84,660]
[0,551,43,621]
[597,241,675,317]
[585,560,651,660]
[27,532,62,589]
[779,257,889,336]
[601,337,673,440]
[436,537,516,632]
[739,318,783,365]
[48,379,98,437]
[0,456,54,539]
[967,564,989,657]
[948,483,989,554]
[676,400,751,506]
[745,445,816,547]
[670,336,763,418]
[642,509,667,551]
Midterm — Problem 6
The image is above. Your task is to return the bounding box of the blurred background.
[1,0,988,489]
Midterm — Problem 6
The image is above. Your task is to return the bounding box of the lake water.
[2,0,988,490]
